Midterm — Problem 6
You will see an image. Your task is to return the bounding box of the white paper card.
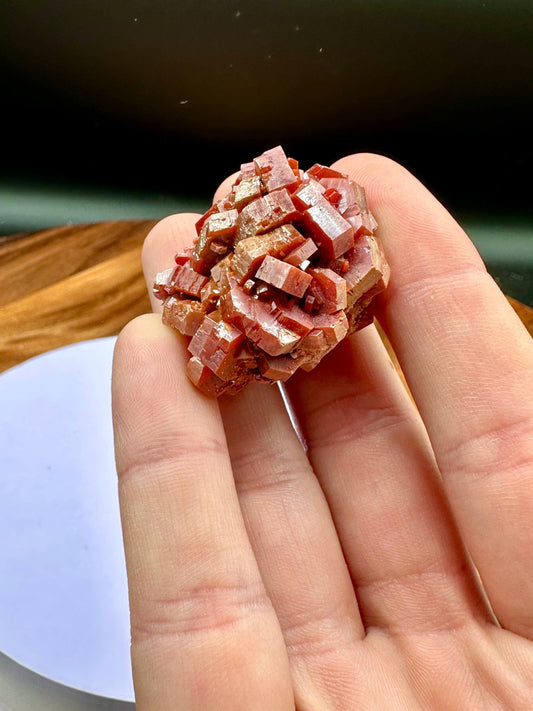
[0,338,134,702]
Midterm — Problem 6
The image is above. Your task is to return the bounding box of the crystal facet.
[154,146,389,396]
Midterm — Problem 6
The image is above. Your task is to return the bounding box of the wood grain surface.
[1,219,532,376]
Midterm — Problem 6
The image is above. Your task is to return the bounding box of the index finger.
[334,153,533,638]
[112,315,294,710]
[142,213,202,312]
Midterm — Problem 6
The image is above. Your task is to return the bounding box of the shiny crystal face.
[154,146,390,397]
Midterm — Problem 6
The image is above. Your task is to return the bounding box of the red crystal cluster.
[154,146,390,397]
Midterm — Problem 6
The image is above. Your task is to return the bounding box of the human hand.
[112,154,533,710]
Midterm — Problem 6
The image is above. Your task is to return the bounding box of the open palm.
[112,154,533,710]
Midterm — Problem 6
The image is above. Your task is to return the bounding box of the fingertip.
[112,314,169,470]
[142,213,200,271]
[112,314,181,416]
[213,171,240,204]
[142,213,202,312]
[114,312,167,359]
[332,152,441,216]
[332,151,405,179]
[332,151,485,294]
[111,312,216,479]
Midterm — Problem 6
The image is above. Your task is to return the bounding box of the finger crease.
[387,264,489,308]
[355,558,468,596]
[232,449,310,496]
[437,411,533,483]
[117,432,228,482]
[281,607,361,661]
[131,581,273,642]
[305,394,412,451]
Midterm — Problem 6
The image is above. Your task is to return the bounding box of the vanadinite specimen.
[154,146,390,397]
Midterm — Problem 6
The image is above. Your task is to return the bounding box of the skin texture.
[112,154,533,710]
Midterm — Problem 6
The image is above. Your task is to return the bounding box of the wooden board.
[1,219,531,374]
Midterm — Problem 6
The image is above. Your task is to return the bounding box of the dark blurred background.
[1,0,532,302]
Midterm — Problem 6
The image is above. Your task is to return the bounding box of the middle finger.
[285,324,492,636]
[220,382,365,706]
